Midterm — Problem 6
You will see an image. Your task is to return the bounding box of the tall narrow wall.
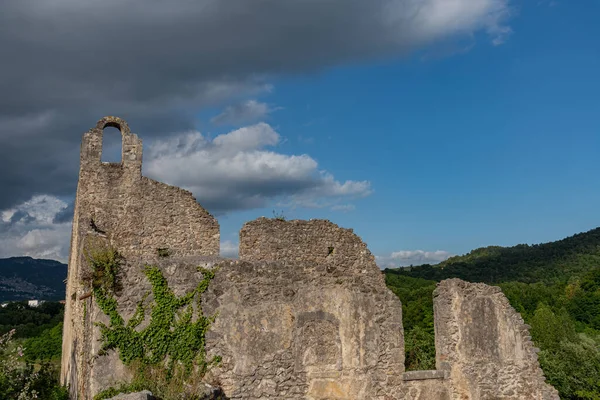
[60,117,220,399]
[433,278,559,400]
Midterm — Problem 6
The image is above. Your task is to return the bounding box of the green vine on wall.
[90,251,221,398]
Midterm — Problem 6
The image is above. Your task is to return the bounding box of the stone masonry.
[433,279,559,400]
[61,117,219,399]
[61,117,559,399]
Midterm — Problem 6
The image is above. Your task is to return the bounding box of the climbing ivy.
[94,382,145,400]
[91,257,221,399]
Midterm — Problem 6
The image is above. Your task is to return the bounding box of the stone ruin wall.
[61,117,220,399]
[207,218,405,399]
[239,218,381,276]
[62,117,558,400]
[434,279,559,400]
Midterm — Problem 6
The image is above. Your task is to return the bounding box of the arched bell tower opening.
[100,125,122,163]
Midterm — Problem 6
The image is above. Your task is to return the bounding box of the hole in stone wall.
[90,218,106,235]
[101,126,122,163]
[385,273,437,371]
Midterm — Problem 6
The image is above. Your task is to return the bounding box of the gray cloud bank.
[211,100,280,126]
[0,0,512,212]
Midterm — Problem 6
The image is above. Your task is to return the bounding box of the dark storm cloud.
[0,0,511,210]
[52,202,75,224]
[211,100,277,126]
[10,210,36,225]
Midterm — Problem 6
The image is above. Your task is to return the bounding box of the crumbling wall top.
[433,278,559,400]
[239,217,379,276]
[95,116,131,134]
[80,116,142,176]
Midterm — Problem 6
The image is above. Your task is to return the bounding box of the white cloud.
[1,0,515,210]
[330,204,356,212]
[211,100,280,126]
[376,249,453,268]
[220,240,239,259]
[144,123,372,214]
[0,195,72,262]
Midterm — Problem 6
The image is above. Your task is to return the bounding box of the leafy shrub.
[404,326,436,370]
[0,329,68,400]
[24,322,63,361]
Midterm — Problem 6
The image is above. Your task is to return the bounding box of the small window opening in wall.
[385,273,437,371]
[327,246,335,256]
[101,126,122,163]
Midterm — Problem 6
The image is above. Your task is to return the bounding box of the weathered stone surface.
[61,117,559,400]
[61,117,220,399]
[239,218,379,277]
[403,370,447,381]
[433,278,560,400]
[203,261,403,399]
[107,390,155,400]
[399,379,451,400]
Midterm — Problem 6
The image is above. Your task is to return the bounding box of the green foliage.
[385,265,600,399]
[568,267,600,330]
[0,301,64,338]
[384,227,600,398]
[94,381,146,400]
[23,322,63,361]
[404,326,436,371]
[499,278,600,399]
[86,245,124,293]
[385,274,435,334]
[536,326,600,398]
[0,329,69,400]
[529,303,576,349]
[497,281,564,319]
[93,263,221,399]
[25,363,70,400]
[384,274,436,371]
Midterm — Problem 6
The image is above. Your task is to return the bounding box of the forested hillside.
[385,227,600,399]
[0,257,67,301]
[386,227,600,284]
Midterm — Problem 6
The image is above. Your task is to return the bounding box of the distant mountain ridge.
[385,227,600,284]
[0,257,67,301]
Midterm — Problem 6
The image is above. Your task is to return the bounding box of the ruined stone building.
[61,117,559,400]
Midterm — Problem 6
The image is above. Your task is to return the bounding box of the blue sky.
[204,1,600,265]
[0,1,598,266]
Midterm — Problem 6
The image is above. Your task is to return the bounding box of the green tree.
[24,322,63,361]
